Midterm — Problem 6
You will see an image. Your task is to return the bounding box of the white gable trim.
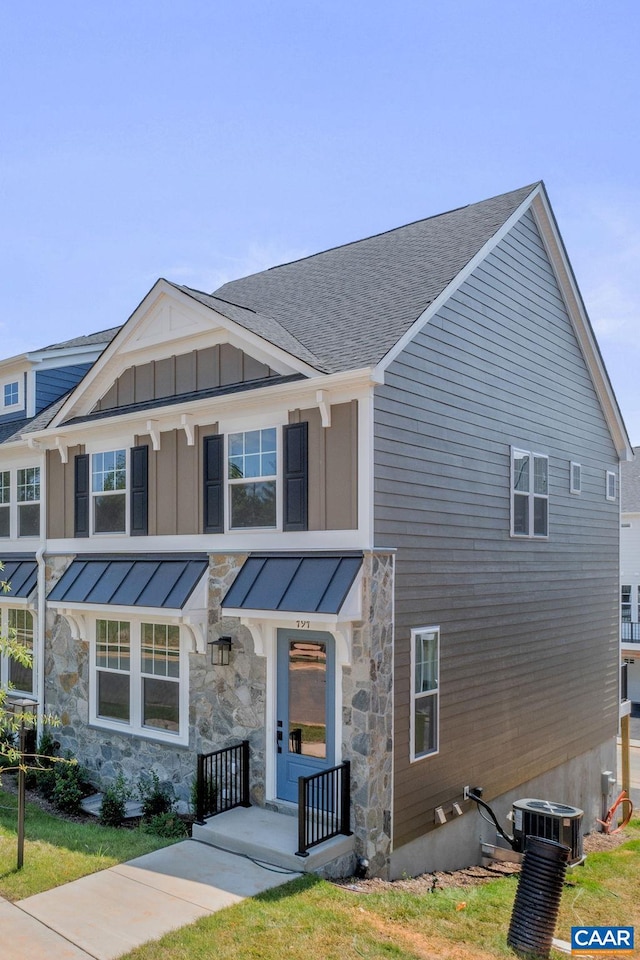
[373,185,541,378]
[373,183,631,461]
[49,279,323,426]
[529,192,631,461]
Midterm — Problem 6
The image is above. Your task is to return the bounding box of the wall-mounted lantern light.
[208,636,233,666]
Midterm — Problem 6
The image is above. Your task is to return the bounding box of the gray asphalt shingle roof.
[36,326,122,352]
[208,184,538,373]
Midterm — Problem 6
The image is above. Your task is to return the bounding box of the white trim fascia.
[27,343,113,366]
[49,279,324,426]
[529,191,632,461]
[46,528,369,553]
[27,366,378,447]
[47,600,186,620]
[373,185,542,379]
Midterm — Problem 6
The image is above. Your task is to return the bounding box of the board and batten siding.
[289,401,358,530]
[94,344,276,411]
[374,209,621,851]
[47,445,85,539]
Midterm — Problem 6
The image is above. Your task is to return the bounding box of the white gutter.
[35,443,47,741]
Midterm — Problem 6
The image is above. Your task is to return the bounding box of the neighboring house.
[620,448,640,704]
[0,182,630,879]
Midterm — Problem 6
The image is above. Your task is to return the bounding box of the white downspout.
[35,444,47,739]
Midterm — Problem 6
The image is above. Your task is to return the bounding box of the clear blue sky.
[2,1,639,441]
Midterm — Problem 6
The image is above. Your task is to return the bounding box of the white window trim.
[90,449,129,536]
[0,464,42,540]
[89,614,189,746]
[410,625,440,763]
[510,447,549,539]
[225,427,282,533]
[0,376,24,413]
[570,461,581,495]
[0,605,36,696]
[606,470,617,502]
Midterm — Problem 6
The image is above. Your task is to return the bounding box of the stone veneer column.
[342,550,394,878]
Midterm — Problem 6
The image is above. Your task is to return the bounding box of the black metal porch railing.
[621,622,640,642]
[296,760,352,857]
[196,740,251,824]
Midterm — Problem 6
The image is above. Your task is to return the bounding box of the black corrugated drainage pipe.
[507,836,570,959]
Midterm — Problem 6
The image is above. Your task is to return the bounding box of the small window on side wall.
[511,448,548,538]
[606,470,617,502]
[570,462,581,495]
[411,626,439,761]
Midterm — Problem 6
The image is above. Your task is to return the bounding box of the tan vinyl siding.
[290,400,358,530]
[46,445,85,539]
[374,209,620,850]
[94,345,277,411]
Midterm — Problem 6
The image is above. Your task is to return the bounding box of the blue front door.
[276,629,335,803]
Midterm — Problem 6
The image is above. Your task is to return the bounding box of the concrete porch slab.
[192,805,355,873]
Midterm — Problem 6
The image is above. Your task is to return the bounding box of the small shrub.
[35,765,57,799]
[100,774,130,827]
[52,759,86,815]
[144,811,188,839]
[138,770,173,819]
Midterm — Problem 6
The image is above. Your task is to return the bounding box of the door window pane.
[288,641,327,759]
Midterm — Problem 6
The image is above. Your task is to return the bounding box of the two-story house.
[1,182,630,879]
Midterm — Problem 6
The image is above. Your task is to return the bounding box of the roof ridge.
[215,182,541,283]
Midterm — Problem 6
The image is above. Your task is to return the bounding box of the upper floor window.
[0,607,34,695]
[228,428,277,528]
[17,467,41,537]
[622,585,632,623]
[0,466,41,539]
[93,617,183,741]
[92,450,127,533]
[606,470,617,502]
[3,381,20,408]
[411,626,439,760]
[570,462,581,495]
[511,448,548,538]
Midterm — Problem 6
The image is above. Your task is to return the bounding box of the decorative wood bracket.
[181,414,195,446]
[60,609,88,642]
[316,390,331,428]
[146,419,161,451]
[55,437,69,464]
[183,612,207,654]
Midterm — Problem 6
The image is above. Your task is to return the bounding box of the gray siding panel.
[375,210,620,850]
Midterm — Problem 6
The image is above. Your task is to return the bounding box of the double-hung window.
[92,450,127,533]
[621,585,632,623]
[511,448,548,538]
[228,428,277,528]
[606,471,617,502]
[0,472,10,538]
[411,626,439,760]
[0,607,34,695]
[17,467,41,537]
[93,618,183,740]
[2,379,21,412]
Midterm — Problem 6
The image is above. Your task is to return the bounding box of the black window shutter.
[130,445,149,537]
[203,434,224,533]
[74,453,90,537]
[283,421,308,531]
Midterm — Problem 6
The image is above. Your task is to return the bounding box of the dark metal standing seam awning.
[46,555,209,609]
[0,555,38,599]
[222,554,362,615]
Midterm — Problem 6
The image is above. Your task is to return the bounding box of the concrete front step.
[192,805,355,874]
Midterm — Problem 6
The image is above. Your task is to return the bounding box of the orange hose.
[596,790,634,834]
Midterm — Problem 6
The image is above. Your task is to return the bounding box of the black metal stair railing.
[296,760,352,857]
[196,740,251,824]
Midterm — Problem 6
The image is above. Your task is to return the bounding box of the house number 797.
[296,620,310,629]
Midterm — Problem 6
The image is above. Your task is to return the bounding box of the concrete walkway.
[1,838,300,960]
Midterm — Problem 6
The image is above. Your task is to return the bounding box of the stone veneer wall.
[342,551,394,878]
[43,550,395,877]
[43,553,265,810]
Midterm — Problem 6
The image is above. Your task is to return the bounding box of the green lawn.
[0,788,176,901]
[119,821,640,960]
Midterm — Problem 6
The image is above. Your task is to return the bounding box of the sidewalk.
[1,839,300,960]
